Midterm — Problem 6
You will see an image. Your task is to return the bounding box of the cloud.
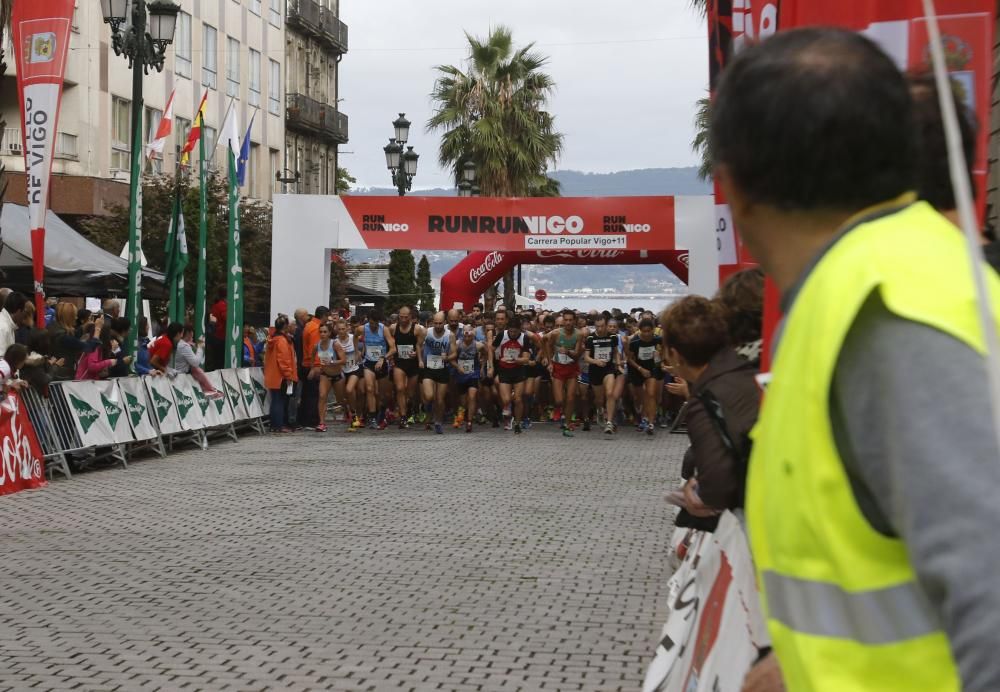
[339,0,708,190]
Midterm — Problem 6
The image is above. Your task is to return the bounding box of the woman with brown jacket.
[264,316,298,433]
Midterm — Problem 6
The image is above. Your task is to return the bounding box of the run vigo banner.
[0,392,46,496]
[311,196,675,252]
[643,512,769,692]
[11,0,75,325]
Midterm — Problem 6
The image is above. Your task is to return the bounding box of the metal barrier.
[16,369,268,482]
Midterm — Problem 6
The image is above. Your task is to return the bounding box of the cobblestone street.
[0,423,684,691]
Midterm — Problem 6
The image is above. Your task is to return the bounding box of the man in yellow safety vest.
[711,27,1000,692]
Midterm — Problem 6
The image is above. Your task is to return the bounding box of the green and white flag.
[164,191,189,324]
[219,105,244,369]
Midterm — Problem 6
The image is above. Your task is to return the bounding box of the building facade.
[283,0,348,195]
[0,0,286,217]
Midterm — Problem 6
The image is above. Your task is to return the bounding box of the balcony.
[287,0,348,54]
[286,93,348,144]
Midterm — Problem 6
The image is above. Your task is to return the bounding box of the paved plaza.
[0,423,685,691]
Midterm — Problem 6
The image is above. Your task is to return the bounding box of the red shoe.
[316,424,328,432]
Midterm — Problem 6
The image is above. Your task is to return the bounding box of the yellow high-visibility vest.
[747,201,1000,691]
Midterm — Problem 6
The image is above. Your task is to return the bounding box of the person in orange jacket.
[264,316,298,433]
[298,306,329,428]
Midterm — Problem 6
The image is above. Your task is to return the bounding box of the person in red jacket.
[264,316,298,433]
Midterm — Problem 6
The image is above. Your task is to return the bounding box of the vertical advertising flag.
[220,105,244,369]
[11,0,75,326]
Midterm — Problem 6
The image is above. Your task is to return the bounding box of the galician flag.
[146,88,175,160]
[220,102,244,369]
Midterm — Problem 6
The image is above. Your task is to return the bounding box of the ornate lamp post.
[384,113,419,196]
[101,0,180,356]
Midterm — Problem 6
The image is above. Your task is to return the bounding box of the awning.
[0,203,165,298]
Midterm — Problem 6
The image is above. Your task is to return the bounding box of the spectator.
[715,267,766,367]
[661,296,759,530]
[75,329,131,380]
[0,292,29,353]
[264,316,297,433]
[206,286,227,371]
[102,299,121,323]
[20,329,61,396]
[48,303,95,381]
[134,317,159,376]
[75,308,92,337]
[298,306,329,429]
[15,301,35,345]
[0,343,28,393]
[170,325,224,399]
[108,318,132,377]
[44,297,57,327]
[242,326,262,367]
[148,323,183,374]
[288,308,309,426]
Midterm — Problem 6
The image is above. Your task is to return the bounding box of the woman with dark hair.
[661,296,760,530]
[715,267,765,366]
[20,329,62,396]
[75,329,132,380]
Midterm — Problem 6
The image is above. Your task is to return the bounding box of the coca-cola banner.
[11,0,76,326]
[0,392,46,496]
[338,196,676,252]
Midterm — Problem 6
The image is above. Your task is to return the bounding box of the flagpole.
[194,111,208,341]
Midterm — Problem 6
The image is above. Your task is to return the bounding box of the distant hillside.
[350,166,709,197]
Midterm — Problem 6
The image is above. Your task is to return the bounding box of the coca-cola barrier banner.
[340,196,675,252]
[11,0,76,327]
[0,392,46,496]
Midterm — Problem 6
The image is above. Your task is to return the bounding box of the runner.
[454,325,487,433]
[311,323,345,432]
[522,325,545,431]
[545,308,585,437]
[492,314,533,434]
[625,317,663,436]
[360,310,396,430]
[420,312,455,434]
[585,315,622,435]
[390,305,424,429]
[608,318,628,428]
[336,318,364,431]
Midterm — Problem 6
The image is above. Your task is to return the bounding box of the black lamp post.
[101,0,180,357]
[384,113,419,196]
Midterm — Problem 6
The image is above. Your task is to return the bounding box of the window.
[226,37,240,98]
[269,0,281,27]
[268,59,281,115]
[144,106,163,173]
[270,148,280,194]
[55,132,79,160]
[247,143,259,197]
[202,24,217,89]
[250,0,261,14]
[249,49,261,107]
[203,126,218,166]
[175,116,191,156]
[175,12,192,78]
[111,96,131,172]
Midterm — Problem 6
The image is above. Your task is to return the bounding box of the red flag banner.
[338,196,676,252]
[11,0,76,326]
[0,392,46,496]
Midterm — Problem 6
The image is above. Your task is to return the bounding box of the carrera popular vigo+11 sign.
[11,0,75,326]
[338,196,675,252]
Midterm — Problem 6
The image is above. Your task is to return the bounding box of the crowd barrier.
[19,368,269,481]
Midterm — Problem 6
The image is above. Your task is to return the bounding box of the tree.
[386,249,416,313]
[336,167,356,195]
[416,255,435,313]
[428,25,564,308]
[693,95,712,181]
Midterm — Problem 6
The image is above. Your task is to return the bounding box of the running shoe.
[522,418,532,431]
[582,419,591,432]
[407,415,416,427]
[367,417,378,430]
[377,417,388,430]
[465,421,473,433]
[514,422,522,435]
[604,420,614,435]
[398,419,407,430]
[549,406,559,422]
[434,422,443,435]
[351,415,363,430]
[503,417,513,431]
[562,427,575,438]
[316,423,328,433]
[638,418,649,433]
[646,425,655,437]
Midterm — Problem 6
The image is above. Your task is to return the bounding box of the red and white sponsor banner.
[340,196,675,253]
[11,0,75,326]
[643,513,769,692]
[0,392,46,496]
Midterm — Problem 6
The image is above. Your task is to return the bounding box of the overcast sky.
[339,1,708,190]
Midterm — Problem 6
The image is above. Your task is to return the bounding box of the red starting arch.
[439,249,689,311]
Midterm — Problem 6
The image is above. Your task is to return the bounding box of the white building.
[0,0,286,217]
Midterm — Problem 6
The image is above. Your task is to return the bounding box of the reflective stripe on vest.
[762,570,940,645]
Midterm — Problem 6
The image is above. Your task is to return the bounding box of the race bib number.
[367,345,384,360]
[555,352,573,365]
[594,346,612,362]
[427,354,445,370]
[639,346,656,362]
[397,344,414,360]
[318,353,331,365]
[503,347,521,363]
[458,359,475,375]
[345,355,356,370]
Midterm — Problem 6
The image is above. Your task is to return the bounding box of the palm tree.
[692,95,712,180]
[428,26,564,307]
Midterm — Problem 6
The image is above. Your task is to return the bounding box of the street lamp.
[385,114,419,196]
[102,0,180,358]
